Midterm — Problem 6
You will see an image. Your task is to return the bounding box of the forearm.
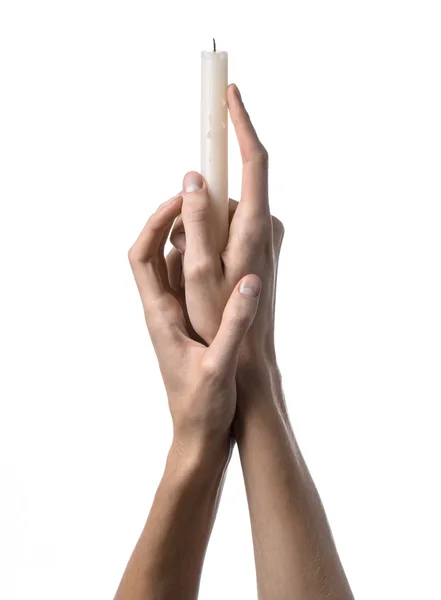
[114,436,231,600]
[236,363,353,600]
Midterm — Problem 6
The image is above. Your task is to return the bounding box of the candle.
[201,39,228,252]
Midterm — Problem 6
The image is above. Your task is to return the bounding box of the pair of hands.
[128,84,284,452]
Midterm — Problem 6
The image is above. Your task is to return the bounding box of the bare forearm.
[236,364,353,600]
[114,438,231,600]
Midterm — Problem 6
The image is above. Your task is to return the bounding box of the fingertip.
[183,171,205,194]
[227,85,241,119]
[157,193,182,213]
[227,85,263,163]
[239,274,261,298]
[228,83,242,103]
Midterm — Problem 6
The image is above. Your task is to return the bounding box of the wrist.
[237,329,279,384]
[236,353,281,401]
[235,356,289,430]
[168,432,233,482]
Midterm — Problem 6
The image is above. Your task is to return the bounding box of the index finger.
[128,194,182,304]
[228,84,269,216]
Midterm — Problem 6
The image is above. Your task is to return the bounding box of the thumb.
[206,275,261,371]
[181,171,217,262]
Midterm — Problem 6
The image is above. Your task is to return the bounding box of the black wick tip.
[213,38,216,52]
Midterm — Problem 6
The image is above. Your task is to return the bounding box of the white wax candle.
[201,41,228,251]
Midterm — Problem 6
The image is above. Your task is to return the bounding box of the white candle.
[201,40,228,252]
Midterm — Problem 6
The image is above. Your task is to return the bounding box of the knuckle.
[243,216,271,244]
[128,243,154,268]
[183,197,210,224]
[271,216,285,254]
[185,257,215,281]
[250,144,269,165]
[200,355,222,380]
[185,206,210,224]
[272,216,285,238]
[184,188,209,209]
[128,244,141,267]
[257,214,272,234]
[170,229,186,252]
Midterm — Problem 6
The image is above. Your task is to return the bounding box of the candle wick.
[213,38,216,52]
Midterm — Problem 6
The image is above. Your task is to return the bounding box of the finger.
[171,198,238,254]
[129,193,182,263]
[205,274,261,372]
[128,194,182,303]
[166,247,183,292]
[157,214,178,289]
[181,171,220,265]
[228,198,239,223]
[166,247,205,343]
[169,213,185,252]
[228,84,269,216]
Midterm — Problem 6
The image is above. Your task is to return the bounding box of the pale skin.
[114,84,354,600]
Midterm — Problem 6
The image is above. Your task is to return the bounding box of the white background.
[1,1,440,598]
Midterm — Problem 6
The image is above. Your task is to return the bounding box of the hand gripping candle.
[201,39,228,252]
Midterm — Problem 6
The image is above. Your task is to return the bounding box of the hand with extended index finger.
[170,83,284,374]
[128,192,262,450]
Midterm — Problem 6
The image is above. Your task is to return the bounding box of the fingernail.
[159,193,180,209]
[239,275,261,297]
[183,172,203,193]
